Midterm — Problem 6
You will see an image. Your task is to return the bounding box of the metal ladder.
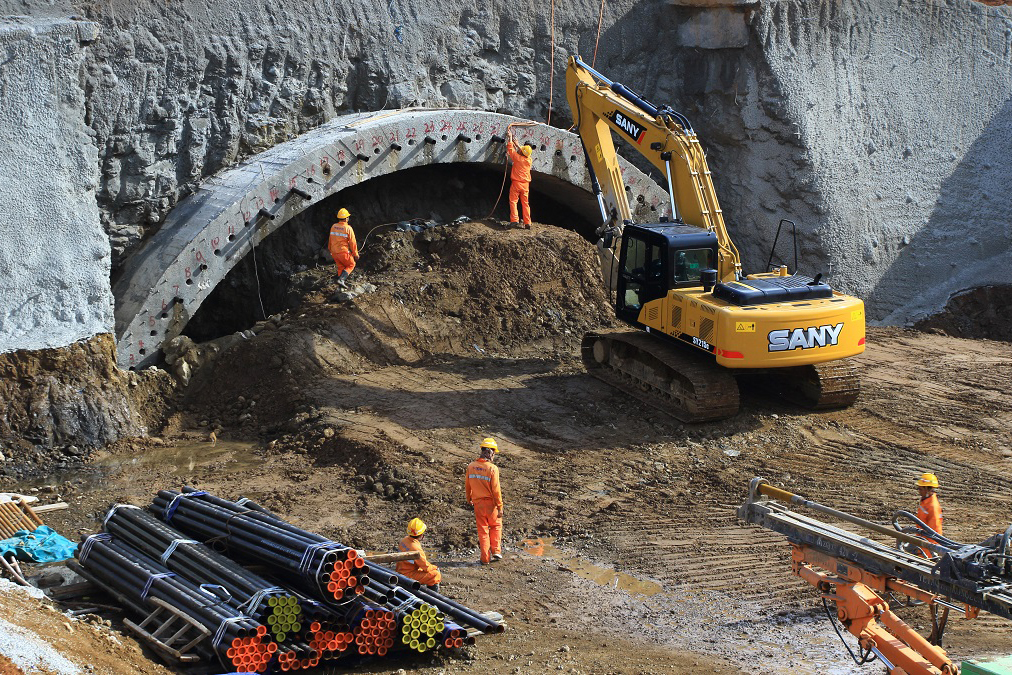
[123,596,211,664]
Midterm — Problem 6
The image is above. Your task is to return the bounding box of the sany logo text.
[768,323,844,352]
[605,111,646,145]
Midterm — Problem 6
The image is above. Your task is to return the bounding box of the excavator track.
[766,359,861,410]
[581,331,740,423]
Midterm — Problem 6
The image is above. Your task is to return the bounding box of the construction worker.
[397,518,441,592]
[506,130,533,229]
[328,208,359,287]
[916,473,943,557]
[465,438,503,564]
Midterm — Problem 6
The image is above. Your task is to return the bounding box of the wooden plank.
[364,551,421,564]
[47,581,96,600]
[31,502,69,514]
[19,501,45,526]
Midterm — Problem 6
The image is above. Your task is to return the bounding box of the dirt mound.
[182,220,614,435]
[915,284,1012,342]
[0,334,174,477]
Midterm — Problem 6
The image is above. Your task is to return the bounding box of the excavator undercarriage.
[582,331,859,422]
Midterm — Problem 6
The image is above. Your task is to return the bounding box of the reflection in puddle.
[27,441,261,490]
[521,536,662,596]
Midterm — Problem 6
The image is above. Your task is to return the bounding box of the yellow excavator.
[566,56,866,422]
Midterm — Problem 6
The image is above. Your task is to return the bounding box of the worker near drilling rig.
[328,207,359,288]
[397,518,442,592]
[916,472,943,557]
[506,129,533,229]
[466,438,504,564]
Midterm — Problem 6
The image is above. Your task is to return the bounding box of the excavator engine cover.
[713,275,833,306]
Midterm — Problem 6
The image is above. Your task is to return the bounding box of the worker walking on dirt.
[506,129,533,229]
[916,473,943,535]
[916,473,943,557]
[329,208,359,287]
[397,518,442,592]
[465,437,504,564]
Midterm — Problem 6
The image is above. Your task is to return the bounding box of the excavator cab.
[616,223,718,324]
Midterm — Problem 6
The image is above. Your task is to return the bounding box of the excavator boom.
[566,56,741,281]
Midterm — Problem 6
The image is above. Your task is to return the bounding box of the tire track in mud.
[558,329,1012,638]
[294,265,1012,655]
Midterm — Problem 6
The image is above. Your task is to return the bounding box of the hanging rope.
[592,0,606,67]
[547,0,556,125]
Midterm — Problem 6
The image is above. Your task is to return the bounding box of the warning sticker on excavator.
[851,309,864,321]
[735,322,756,333]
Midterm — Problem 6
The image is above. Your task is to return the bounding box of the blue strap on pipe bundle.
[164,491,209,523]
[140,572,176,600]
[159,538,199,565]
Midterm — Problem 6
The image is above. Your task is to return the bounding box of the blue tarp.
[0,525,77,563]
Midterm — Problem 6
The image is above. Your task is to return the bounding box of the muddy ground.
[4,220,1012,673]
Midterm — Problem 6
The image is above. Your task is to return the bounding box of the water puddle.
[521,536,663,596]
[24,440,261,491]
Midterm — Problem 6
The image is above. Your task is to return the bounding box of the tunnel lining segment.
[112,108,671,369]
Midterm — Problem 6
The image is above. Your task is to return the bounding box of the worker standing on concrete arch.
[916,472,943,557]
[397,518,442,592]
[506,130,534,229]
[329,208,359,287]
[466,437,504,564]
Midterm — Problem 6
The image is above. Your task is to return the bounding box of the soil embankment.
[11,220,1010,673]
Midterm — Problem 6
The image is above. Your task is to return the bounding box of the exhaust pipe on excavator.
[701,269,717,293]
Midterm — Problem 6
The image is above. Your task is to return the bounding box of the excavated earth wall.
[0,0,1010,452]
[3,0,1009,325]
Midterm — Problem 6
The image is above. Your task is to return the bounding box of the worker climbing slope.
[465,438,504,564]
[329,207,359,287]
[506,130,534,228]
[396,518,441,592]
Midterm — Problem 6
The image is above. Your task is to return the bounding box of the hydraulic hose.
[891,510,964,549]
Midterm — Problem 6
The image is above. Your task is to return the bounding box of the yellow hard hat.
[407,518,427,536]
[480,437,499,453]
[336,207,350,219]
[521,145,532,158]
[916,473,939,488]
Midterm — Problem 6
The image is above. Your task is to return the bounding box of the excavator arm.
[566,56,742,282]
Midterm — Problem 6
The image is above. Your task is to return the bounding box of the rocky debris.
[915,285,1012,343]
[179,221,613,442]
[0,334,172,476]
[328,282,377,304]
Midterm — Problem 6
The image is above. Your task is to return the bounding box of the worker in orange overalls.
[916,472,943,558]
[396,518,441,591]
[506,129,533,229]
[465,437,503,564]
[328,208,359,287]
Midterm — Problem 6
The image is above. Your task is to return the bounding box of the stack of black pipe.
[103,504,303,642]
[72,531,274,672]
[150,488,367,603]
[153,489,505,635]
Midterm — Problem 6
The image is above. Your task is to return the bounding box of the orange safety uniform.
[328,220,358,276]
[465,458,503,564]
[917,492,943,557]
[506,141,533,226]
[396,535,441,586]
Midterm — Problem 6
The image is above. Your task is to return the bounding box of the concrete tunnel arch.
[112,108,672,369]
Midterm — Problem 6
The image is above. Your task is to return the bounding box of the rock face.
[0,335,158,473]
[0,18,114,353]
[1,0,1011,349]
[7,0,1001,323]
